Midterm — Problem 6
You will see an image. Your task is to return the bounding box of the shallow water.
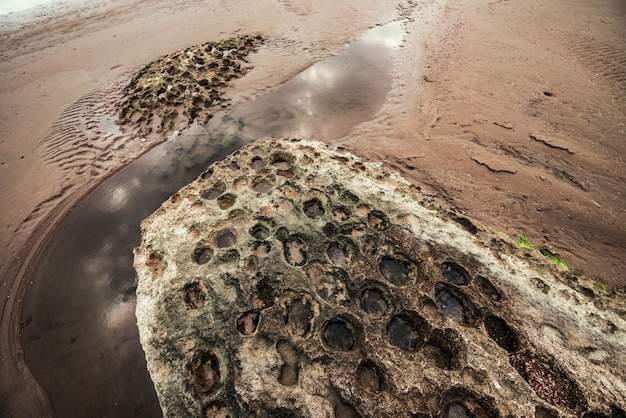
[19,22,403,417]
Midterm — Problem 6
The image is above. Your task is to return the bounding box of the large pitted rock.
[134,138,626,417]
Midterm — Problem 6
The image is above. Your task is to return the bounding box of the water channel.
[19,22,404,417]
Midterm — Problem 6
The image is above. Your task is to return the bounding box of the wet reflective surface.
[19,22,403,417]
[232,22,404,140]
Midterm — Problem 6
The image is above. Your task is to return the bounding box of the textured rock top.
[134,138,626,417]
[118,36,263,136]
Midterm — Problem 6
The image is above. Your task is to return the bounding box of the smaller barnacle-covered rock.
[134,138,626,417]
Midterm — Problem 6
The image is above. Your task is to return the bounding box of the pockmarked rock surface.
[134,139,626,417]
[118,35,263,136]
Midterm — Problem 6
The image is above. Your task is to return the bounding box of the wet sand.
[1,0,625,416]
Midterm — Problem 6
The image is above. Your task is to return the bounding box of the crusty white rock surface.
[134,138,626,417]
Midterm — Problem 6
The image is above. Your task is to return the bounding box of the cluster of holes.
[118,36,263,135]
[432,262,585,411]
[184,149,593,416]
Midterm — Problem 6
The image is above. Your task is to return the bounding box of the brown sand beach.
[0,0,624,416]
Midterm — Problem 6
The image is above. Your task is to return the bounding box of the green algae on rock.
[134,139,626,417]
[118,35,263,136]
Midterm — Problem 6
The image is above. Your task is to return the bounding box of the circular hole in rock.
[250,224,270,240]
[379,257,414,287]
[186,350,221,395]
[484,316,519,353]
[474,275,502,302]
[356,360,385,393]
[244,255,258,274]
[322,319,355,351]
[183,281,207,309]
[170,193,181,204]
[326,239,355,268]
[322,222,339,238]
[283,235,308,266]
[441,261,471,285]
[250,156,266,170]
[251,146,265,155]
[445,403,472,418]
[420,297,442,321]
[435,283,478,326]
[202,184,225,200]
[284,297,315,338]
[228,209,247,225]
[217,193,237,210]
[361,234,379,256]
[194,246,213,265]
[200,168,213,180]
[278,363,299,387]
[367,210,390,230]
[303,198,325,219]
[275,226,289,243]
[387,311,429,351]
[227,161,240,171]
[237,311,260,335]
[214,228,237,248]
[360,288,388,318]
[251,177,273,193]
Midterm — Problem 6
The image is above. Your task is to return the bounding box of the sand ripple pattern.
[42,80,130,177]
[570,37,626,94]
